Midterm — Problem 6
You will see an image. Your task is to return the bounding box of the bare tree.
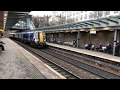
[104,11,110,16]
[66,18,74,23]
[89,11,104,20]
[32,16,39,28]
[49,16,61,25]
[58,16,66,24]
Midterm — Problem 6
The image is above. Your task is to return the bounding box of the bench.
[64,42,74,46]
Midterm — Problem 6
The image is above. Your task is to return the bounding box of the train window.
[34,31,38,39]
[30,33,34,40]
[23,33,29,39]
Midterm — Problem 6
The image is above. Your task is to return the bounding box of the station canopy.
[35,15,120,32]
[5,11,30,30]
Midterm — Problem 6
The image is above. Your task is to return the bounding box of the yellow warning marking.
[40,32,43,42]
[12,40,66,79]
[24,49,66,79]
[44,64,66,79]
[23,49,66,79]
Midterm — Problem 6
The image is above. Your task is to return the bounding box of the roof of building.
[35,15,120,32]
[5,11,30,30]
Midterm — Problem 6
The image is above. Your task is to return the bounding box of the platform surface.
[0,38,65,79]
[46,42,120,63]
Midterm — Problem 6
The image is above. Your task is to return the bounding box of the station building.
[37,15,120,56]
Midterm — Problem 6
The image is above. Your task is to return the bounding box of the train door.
[21,33,23,41]
[34,31,39,43]
[30,32,34,42]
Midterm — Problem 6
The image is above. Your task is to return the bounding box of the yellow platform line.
[11,40,66,79]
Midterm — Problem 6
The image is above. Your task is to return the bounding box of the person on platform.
[73,40,77,47]
[87,42,92,50]
[105,43,112,54]
[0,41,5,51]
[96,43,103,52]
[115,41,120,56]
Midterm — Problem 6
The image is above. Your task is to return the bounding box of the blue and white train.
[9,31,47,48]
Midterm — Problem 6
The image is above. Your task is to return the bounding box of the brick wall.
[46,30,114,48]
[79,30,114,48]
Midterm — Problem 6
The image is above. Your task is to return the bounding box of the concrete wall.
[46,32,77,44]
[46,33,53,42]
[79,30,114,48]
[46,30,114,48]
[63,32,77,42]
[53,33,59,43]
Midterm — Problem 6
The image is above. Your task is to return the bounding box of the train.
[9,31,48,48]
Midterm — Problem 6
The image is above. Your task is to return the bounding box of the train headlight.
[44,39,46,42]
[35,41,39,43]
[34,39,39,43]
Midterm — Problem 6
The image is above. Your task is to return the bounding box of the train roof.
[17,30,44,32]
[11,30,44,34]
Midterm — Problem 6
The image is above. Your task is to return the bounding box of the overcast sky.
[29,11,53,16]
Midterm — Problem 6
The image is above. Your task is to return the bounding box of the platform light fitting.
[103,27,111,30]
[90,28,96,31]
[109,29,114,31]
[80,29,85,31]
[72,30,77,32]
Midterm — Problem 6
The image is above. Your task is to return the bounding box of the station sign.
[90,30,96,34]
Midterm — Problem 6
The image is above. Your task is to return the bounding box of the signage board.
[90,30,96,34]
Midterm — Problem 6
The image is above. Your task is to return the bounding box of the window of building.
[76,16,79,21]
[104,11,110,16]
[107,11,110,15]
[114,11,118,14]
[76,18,78,21]
[98,11,103,18]
[93,11,98,19]
[73,12,75,15]
[85,14,87,19]
[76,11,79,15]
[80,15,82,20]
[89,12,92,19]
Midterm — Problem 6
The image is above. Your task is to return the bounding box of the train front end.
[38,31,47,48]
[32,31,47,48]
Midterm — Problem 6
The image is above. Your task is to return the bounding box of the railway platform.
[0,38,65,79]
[46,42,120,64]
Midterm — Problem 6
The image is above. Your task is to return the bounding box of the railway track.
[13,40,120,79]
[49,46,120,71]
[49,46,120,69]
[13,40,80,79]
[44,46,120,79]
